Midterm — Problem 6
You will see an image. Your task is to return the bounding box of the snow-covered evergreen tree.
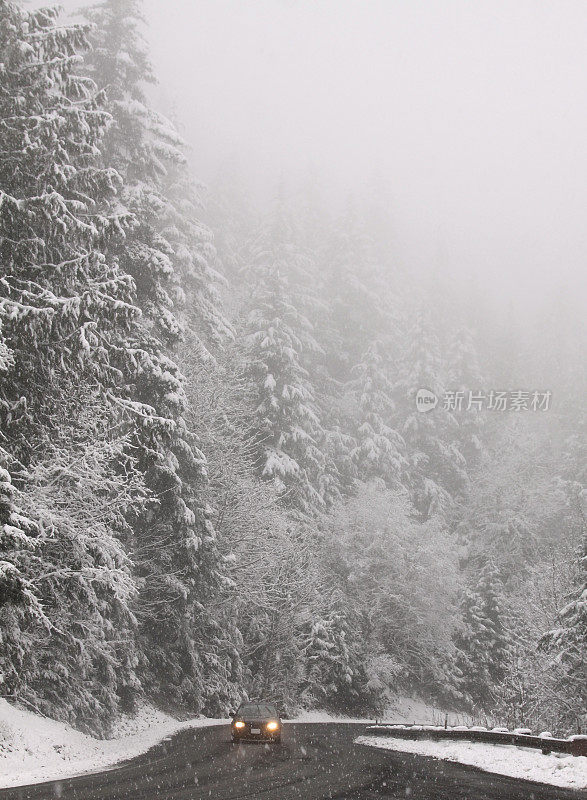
[0,0,136,453]
[446,326,485,471]
[0,312,33,617]
[540,486,586,732]
[350,338,404,487]
[75,0,241,713]
[454,420,566,583]
[0,321,11,373]
[5,404,146,733]
[241,206,338,512]
[398,307,468,518]
[455,561,512,708]
[300,602,379,714]
[83,0,231,356]
[0,0,137,657]
[205,158,257,290]
[0,456,42,613]
[321,208,389,382]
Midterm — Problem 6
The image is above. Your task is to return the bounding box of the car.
[230,702,282,743]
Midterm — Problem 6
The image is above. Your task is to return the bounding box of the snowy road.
[1,723,585,800]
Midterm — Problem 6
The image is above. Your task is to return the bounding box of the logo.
[416,388,438,412]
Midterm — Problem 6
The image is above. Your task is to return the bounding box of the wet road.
[2,723,585,800]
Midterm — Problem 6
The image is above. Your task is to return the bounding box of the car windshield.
[237,703,278,717]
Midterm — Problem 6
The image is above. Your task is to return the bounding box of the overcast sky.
[56,0,587,314]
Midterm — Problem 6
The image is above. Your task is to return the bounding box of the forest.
[0,0,584,739]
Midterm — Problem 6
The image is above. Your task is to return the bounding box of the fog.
[144,0,587,307]
[55,0,587,319]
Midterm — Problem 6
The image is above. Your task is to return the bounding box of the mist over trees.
[0,0,584,737]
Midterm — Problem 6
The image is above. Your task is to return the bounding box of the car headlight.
[266,721,279,731]
[234,721,245,728]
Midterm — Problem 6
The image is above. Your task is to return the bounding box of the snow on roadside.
[356,734,587,791]
[0,699,225,789]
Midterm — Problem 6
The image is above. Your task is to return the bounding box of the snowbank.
[0,699,224,789]
[356,734,587,791]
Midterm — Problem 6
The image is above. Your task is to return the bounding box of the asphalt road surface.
[2,723,585,800]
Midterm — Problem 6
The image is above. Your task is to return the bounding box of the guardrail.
[363,724,587,757]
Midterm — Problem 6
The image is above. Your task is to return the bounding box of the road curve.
[1,723,585,800]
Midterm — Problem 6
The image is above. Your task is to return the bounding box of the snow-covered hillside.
[383,695,477,727]
[0,700,223,789]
